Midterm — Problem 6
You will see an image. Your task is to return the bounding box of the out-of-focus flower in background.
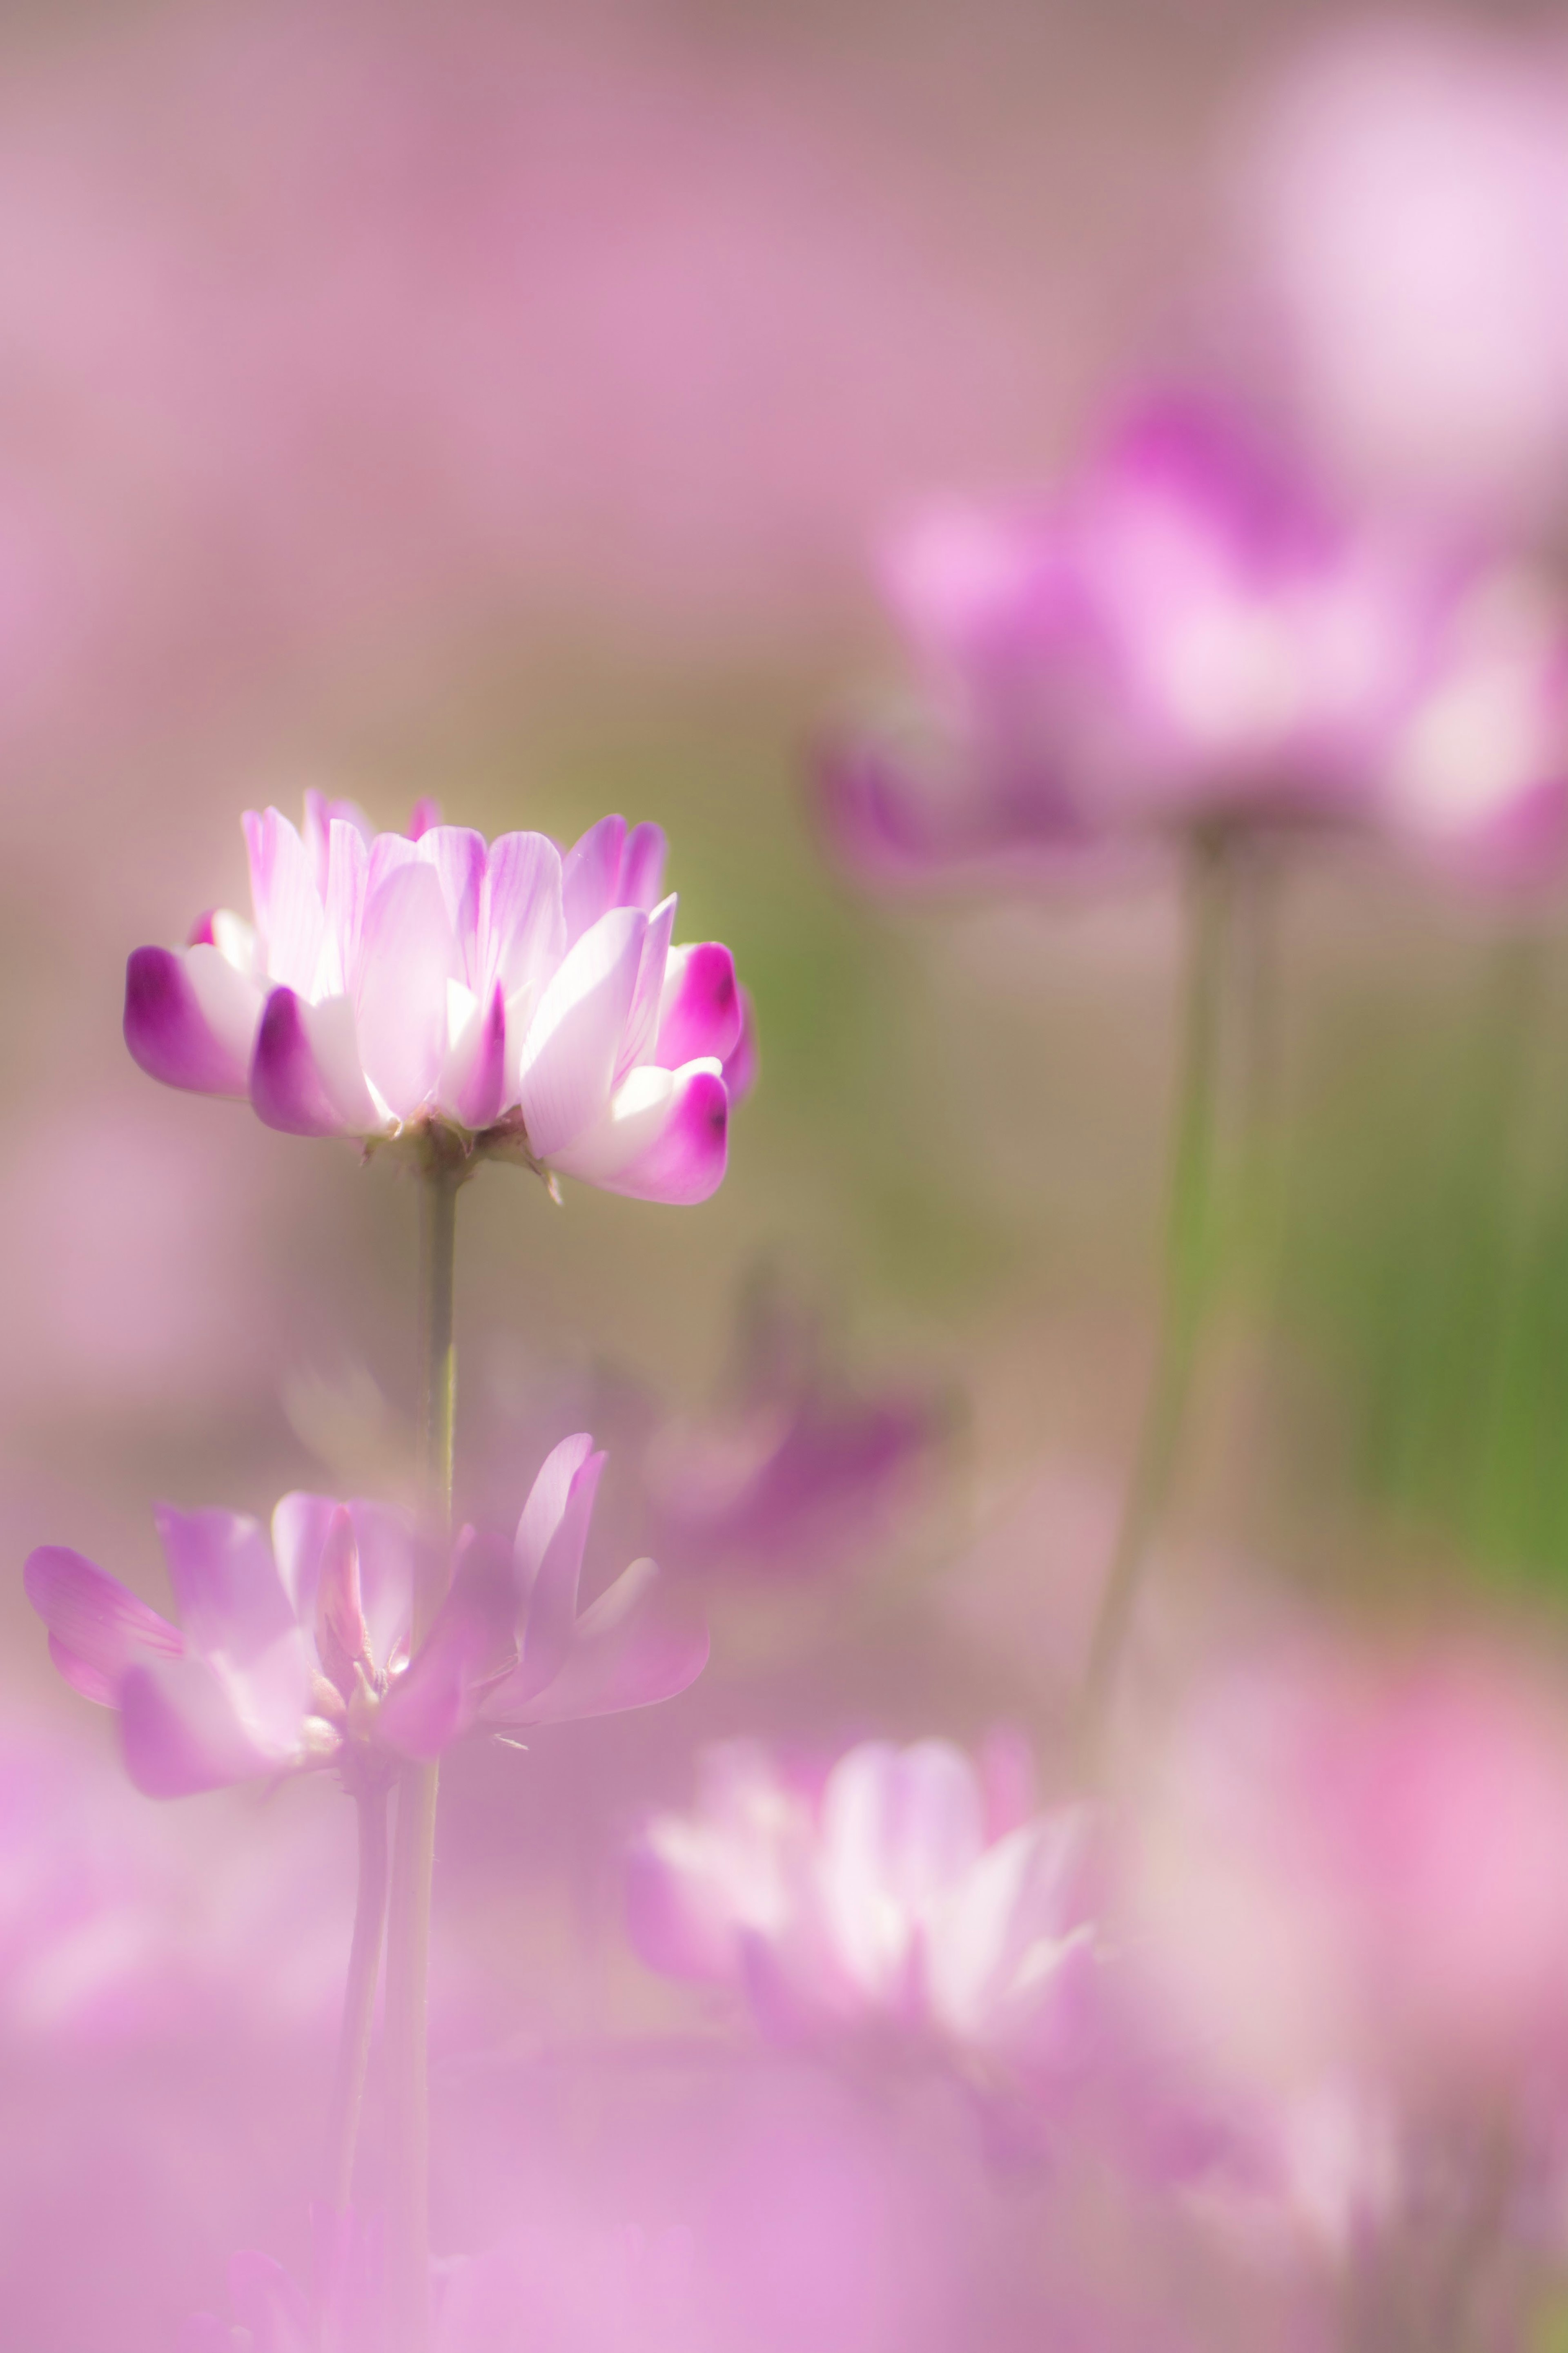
[628,1735,1099,2086]
[821,395,1568,898]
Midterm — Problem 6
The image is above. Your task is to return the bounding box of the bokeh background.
[9,2,1568,2346]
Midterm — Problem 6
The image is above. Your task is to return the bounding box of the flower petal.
[485,1557,708,1724]
[24,1546,183,1704]
[318,817,369,997]
[510,1439,605,1704]
[619,821,668,910]
[228,2250,314,2353]
[655,943,743,1070]
[562,814,627,945]
[250,988,371,1136]
[517,906,646,1158]
[119,1655,287,1795]
[376,1532,517,1761]
[722,990,759,1103]
[553,1062,728,1204]
[615,893,677,1086]
[416,826,487,983]
[243,807,325,995]
[124,946,254,1096]
[355,859,463,1121]
[155,1505,298,1664]
[479,831,566,1004]
[450,980,507,1131]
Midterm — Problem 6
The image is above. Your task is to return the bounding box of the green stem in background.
[383,1158,460,2353]
[323,1783,390,2214]
[1076,828,1234,1740]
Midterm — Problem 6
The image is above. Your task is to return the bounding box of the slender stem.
[1076,830,1232,1739]
[323,1783,390,2213]
[383,1159,460,2353]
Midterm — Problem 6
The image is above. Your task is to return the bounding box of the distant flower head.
[125,791,752,1205]
[24,1434,707,1797]
[1120,1636,1568,2103]
[644,1285,947,1584]
[820,399,1449,889]
[628,1736,1100,2085]
[1376,563,1568,890]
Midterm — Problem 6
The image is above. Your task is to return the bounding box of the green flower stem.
[323,1782,390,2214]
[384,1157,460,2353]
[1077,828,1234,1741]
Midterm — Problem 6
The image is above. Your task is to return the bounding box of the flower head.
[125,792,751,1204]
[628,1736,1099,2082]
[24,1435,708,1797]
[819,399,1554,890]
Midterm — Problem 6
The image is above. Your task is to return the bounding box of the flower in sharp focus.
[24,1436,708,1797]
[124,791,752,1205]
[817,398,1449,888]
[628,1736,1100,2082]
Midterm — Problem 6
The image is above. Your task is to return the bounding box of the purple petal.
[512,1442,605,1704]
[416,826,487,983]
[655,943,743,1070]
[485,1557,708,1724]
[517,907,646,1158]
[272,1494,415,1675]
[124,946,253,1096]
[24,1546,183,1704]
[319,818,370,996]
[376,1532,516,1761]
[408,796,443,839]
[453,981,507,1130]
[250,987,375,1136]
[562,814,626,944]
[314,1507,371,1699]
[155,1505,298,1663]
[355,858,463,1120]
[119,1655,285,1795]
[479,831,566,1003]
[242,807,325,994]
[722,989,759,1103]
[619,821,668,910]
[556,1063,728,1204]
[615,893,677,1086]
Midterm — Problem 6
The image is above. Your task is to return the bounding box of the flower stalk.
[383,1151,461,2353]
[1077,827,1233,1740]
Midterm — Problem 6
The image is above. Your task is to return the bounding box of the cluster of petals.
[24,1434,707,1798]
[820,397,1568,891]
[125,793,754,1205]
[644,1296,945,1583]
[628,1735,1100,2072]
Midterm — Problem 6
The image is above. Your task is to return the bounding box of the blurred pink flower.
[125,793,747,1205]
[820,399,1446,884]
[24,1434,707,1795]
[628,1737,1098,2080]
[1120,1636,1568,2101]
[1236,21,1568,531]
[644,1292,946,1585]
[1375,562,1568,891]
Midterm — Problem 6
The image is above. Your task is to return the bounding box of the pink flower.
[1375,562,1568,890]
[819,400,1447,885]
[1120,1637,1568,2101]
[643,1291,946,1584]
[628,1737,1098,2077]
[24,1435,708,1797]
[124,792,750,1206]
